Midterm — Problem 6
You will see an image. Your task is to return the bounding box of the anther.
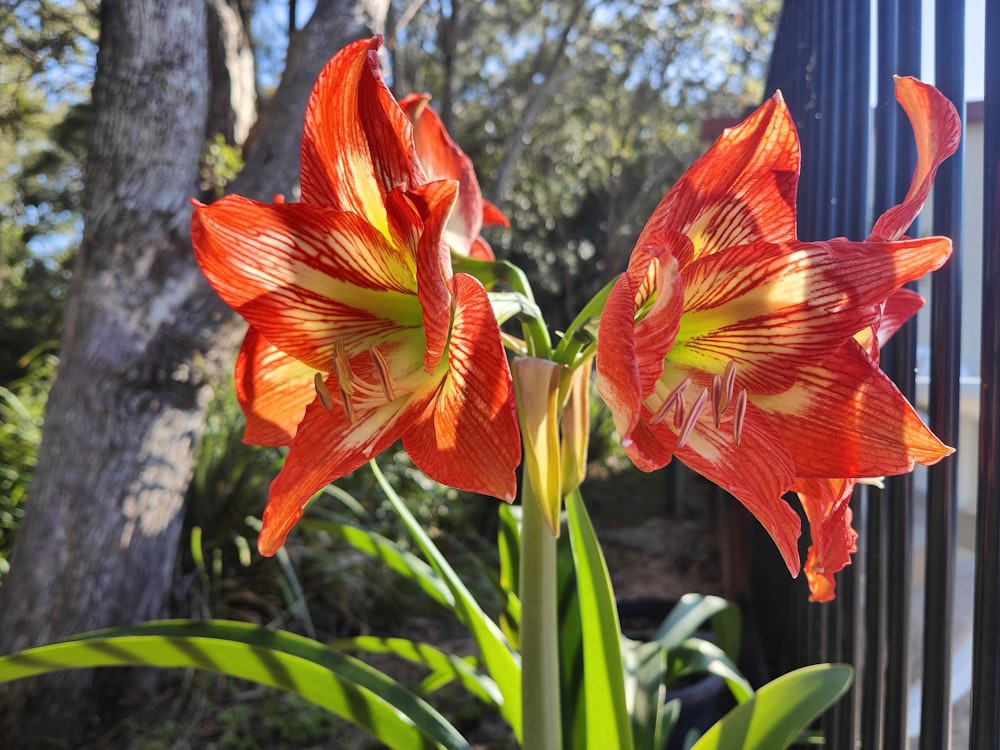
[732,388,748,445]
[333,341,354,395]
[650,377,690,426]
[720,360,737,413]
[314,373,334,411]
[369,346,395,402]
[711,373,723,428]
[676,388,708,449]
[332,341,358,423]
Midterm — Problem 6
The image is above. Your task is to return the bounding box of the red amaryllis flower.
[399,94,509,260]
[596,77,959,589]
[192,37,520,555]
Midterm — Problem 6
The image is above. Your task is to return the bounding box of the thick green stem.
[519,475,562,749]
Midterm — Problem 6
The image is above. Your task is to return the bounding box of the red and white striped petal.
[870,77,962,241]
[399,94,499,257]
[675,398,801,575]
[794,476,858,602]
[637,92,800,271]
[754,339,953,479]
[299,36,425,232]
[672,237,951,394]
[258,386,429,556]
[403,273,520,501]
[192,196,422,371]
[235,327,319,446]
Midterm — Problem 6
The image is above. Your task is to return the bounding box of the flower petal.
[870,77,962,241]
[405,180,460,374]
[675,398,801,575]
[236,327,320,446]
[299,36,424,233]
[754,339,954,478]
[673,237,951,393]
[638,92,799,270]
[403,273,521,501]
[192,196,422,371]
[794,477,858,603]
[259,388,425,555]
[400,94,503,258]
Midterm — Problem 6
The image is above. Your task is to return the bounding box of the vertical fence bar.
[920,2,966,748]
[970,0,1000,743]
[883,1,922,746]
[827,3,871,746]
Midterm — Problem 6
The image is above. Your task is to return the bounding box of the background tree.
[389,0,779,328]
[0,0,388,745]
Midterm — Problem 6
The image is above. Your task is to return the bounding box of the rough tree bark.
[0,0,386,746]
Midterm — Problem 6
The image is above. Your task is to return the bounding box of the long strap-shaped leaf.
[0,620,471,750]
[565,488,634,749]
[329,635,502,707]
[370,460,523,739]
[690,664,853,750]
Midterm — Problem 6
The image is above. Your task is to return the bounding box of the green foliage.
[691,664,854,750]
[201,133,246,196]
[0,347,57,579]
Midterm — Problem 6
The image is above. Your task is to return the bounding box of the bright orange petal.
[192,197,422,371]
[259,389,426,555]
[870,77,962,241]
[399,93,498,257]
[794,477,858,603]
[403,273,520,501]
[405,180,459,374]
[638,92,799,270]
[673,237,951,393]
[236,327,319,446]
[299,36,424,233]
[755,339,954,478]
[675,398,801,575]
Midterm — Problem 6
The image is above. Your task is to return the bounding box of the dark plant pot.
[616,597,726,750]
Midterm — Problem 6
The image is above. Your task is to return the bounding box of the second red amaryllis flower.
[192,37,520,555]
[596,77,959,593]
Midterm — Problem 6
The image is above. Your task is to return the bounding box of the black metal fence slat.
[920,3,967,748]
[969,0,1000,743]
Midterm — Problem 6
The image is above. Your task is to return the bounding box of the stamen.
[711,373,723,428]
[333,341,354,395]
[369,346,395,402]
[332,340,357,422]
[314,373,334,411]
[676,388,708,449]
[650,377,690,426]
[720,360,738,413]
[732,388,748,445]
[673,391,686,430]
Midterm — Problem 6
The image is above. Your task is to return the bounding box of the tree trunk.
[0,1,386,746]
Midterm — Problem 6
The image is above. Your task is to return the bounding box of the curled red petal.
[870,77,961,241]
[795,477,858,603]
[300,36,424,219]
[403,273,520,501]
[639,91,799,270]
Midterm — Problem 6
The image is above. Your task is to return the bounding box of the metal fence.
[743,0,999,747]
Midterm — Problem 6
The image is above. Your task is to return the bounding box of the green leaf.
[653,593,741,659]
[690,664,854,750]
[663,640,754,704]
[0,620,472,750]
[370,460,522,740]
[329,635,502,707]
[565,489,633,749]
[300,518,455,610]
